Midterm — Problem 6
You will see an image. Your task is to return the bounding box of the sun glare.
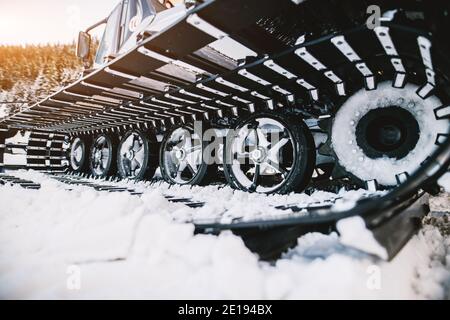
[0,0,118,46]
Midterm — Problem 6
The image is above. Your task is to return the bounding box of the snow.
[429,192,450,213]
[9,170,383,224]
[331,82,450,186]
[336,216,388,260]
[0,172,449,299]
[438,172,450,193]
[0,106,7,118]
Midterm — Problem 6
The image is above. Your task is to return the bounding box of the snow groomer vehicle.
[1,0,449,260]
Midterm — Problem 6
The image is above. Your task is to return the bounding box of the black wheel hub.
[356,106,420,160]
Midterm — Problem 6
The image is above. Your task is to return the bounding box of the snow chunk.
[337,216,388,260]
[438,172,450,193]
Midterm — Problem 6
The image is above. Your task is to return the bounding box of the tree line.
[0,41,97,118]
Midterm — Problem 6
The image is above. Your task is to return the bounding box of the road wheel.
[159,124,216,185]
[69,136,91,173]
[223,112,316,194]
[331,82,450,187]
[117,130,157,180]
[89,134,118,178]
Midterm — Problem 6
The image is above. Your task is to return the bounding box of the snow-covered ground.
[0,171,449,299]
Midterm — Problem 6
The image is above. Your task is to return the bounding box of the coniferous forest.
[0,42,97,119]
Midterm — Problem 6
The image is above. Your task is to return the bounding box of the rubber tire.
[89,134,119,178]
[69,135,92,174]
[116,129,158,181]
[159,123,216,186]
[223,112,316,194]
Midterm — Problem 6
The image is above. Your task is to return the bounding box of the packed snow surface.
[9,170,382,224]
[438,172,450,193]
[0,171,449,299]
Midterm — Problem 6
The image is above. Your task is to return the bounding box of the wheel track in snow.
[0,171,382,224]
[0,170,431,261]
[0,173,205,208]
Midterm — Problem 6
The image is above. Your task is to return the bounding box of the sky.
[0,0,120,45]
